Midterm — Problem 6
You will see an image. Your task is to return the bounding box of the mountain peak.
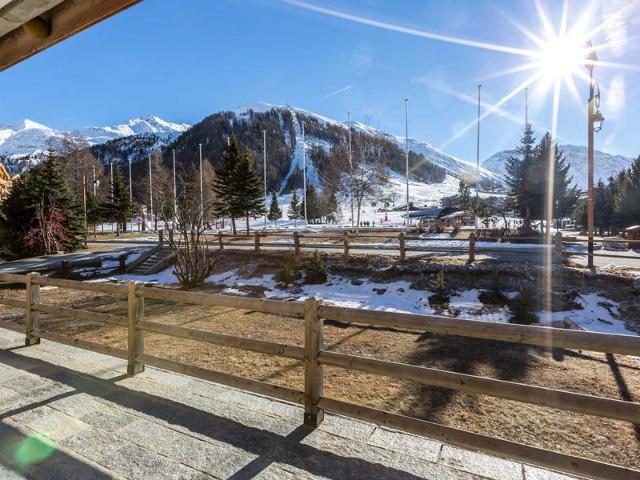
[0,119,51,132]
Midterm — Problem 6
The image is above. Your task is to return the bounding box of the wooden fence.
[209,230,640,263]
[0,272,639,479]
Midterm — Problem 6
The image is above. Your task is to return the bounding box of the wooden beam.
[318,304,640,356]
[0,0,142,72]
[319,350,640,424]
[318,397,640,480]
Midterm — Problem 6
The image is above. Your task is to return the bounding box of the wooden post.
[468,233,476,263]
[218,231,224,250]
[119,254,126,273]
[555,231,563,264]
[158,229,164,245]
[399,232,406,261]
[293,231,300,256]
[127,282,145,375]
[254,231,260,253]
[168,229,174,245]
[304,297,324,427]
[343,231,350,258]
[25,272,40,346]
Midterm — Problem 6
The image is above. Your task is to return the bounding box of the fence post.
[304,297,324,427]
[24,272,40,346]
[468,233,476,263]
[119,254,126,273]
[127,282,145,376]
[555,231,563,264]
[254,231,261,252]
[399,232,406,261]
[218,231,224,250]
[293,231,300,256]
[343,231,350,258]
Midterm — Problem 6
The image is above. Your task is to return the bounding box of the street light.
[586,39,603,269]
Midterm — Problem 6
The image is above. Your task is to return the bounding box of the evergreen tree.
[101,166,133,234]
[85,190,102,235]
[325,190,338,222]
[267,191,282,226]
[229,147,266,234]
[288,190,301,225]
[457,180,472,212]
[213,134,241,234]
[505,123,536,230]
[1,152,84,256]
[302,185,321,223]
[534,133,579,227]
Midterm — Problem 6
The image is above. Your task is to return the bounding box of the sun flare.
[535,33,586,81]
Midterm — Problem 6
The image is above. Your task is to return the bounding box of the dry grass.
[0,280,639,470]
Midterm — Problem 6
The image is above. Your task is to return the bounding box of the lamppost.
[586,40,604,269]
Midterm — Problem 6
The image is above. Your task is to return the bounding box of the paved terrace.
[0,328,579,480]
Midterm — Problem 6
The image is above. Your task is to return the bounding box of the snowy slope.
[238,103,500,188]
[482,145,634,189]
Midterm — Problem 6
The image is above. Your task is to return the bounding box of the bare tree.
[57,132,100,202]
[162,168,213,288]
[24,197,68,255]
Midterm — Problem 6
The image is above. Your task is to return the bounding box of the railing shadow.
[0,348,428,480]
[402,332,539,423]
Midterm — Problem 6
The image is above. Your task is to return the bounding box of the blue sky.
[0,0,638,161]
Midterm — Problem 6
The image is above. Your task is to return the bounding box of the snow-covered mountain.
[0,115,190,175]
[236,102,500,192]
[482,145,634,190]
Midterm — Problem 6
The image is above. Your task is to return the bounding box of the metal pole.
[404,98,409,226]
[347,111,354,229]
[92,165,97,197]
[524,87,529,127]
[587,68,595,268]
[475,85,481,234]
[172,149,177,218]
[199,143,204,220]
[110,161,113,199]
[128,158,132,200]
[302,121,308,226]
[82,175,87,229]
[263,130,267,229]
[148,154,153,231]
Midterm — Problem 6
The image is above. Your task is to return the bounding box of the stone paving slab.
[0,328,586,480]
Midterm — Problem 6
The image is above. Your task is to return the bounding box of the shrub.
[428,270,450,308]
[276,253,301,285]
[509,288,539,324]
[304,250,327,284]
[478,270,509,306]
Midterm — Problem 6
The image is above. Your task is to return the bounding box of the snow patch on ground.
[105,267,634,336]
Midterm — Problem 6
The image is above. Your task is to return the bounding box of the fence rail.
[202,230,640,263]
[0,271,638,480]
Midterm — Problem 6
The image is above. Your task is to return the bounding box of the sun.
[534,33,586,81]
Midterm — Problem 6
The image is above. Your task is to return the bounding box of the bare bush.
[163,168,213,288]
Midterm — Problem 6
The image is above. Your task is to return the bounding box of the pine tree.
[86,190,102,235]
[101,166,133,234]
[1,151,85,256]
[267,191,282,226]
[288,190,301,225]
[535,133,579,229]
[325,190,338,222]
[229,148,266,234]
[505,123,536,230]
[213,134,241,234]
[302,185,320,223]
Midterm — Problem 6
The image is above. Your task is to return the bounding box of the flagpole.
[475,85,481,234]
[302,121,308,227]
[263,130,267,229]
[404,98,409,227]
